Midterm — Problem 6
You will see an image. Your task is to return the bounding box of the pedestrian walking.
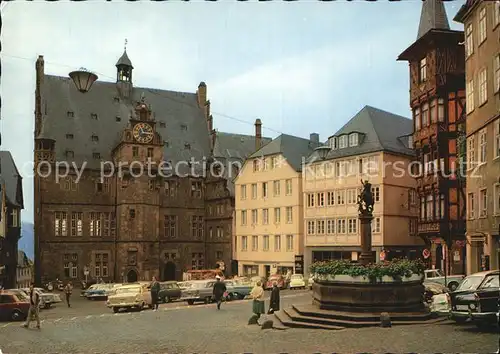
[150,276,160,311]
[250,281,265,318]
[268,282,280,314]
[64,281,73,308]
[212,275,227,310]
[23,283,41,329]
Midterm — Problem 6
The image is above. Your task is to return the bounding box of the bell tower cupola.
[116,39,133,99]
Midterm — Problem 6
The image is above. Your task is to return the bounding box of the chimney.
[35,55,45,137]
[310,133,319,146]
[255,119,262,151]
[197,82,207,108]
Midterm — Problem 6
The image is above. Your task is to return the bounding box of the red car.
[265,274,286,290]
[0,291,30,321]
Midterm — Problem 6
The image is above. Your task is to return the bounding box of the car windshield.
[456,276,483,291]
[479,275,499,289]
[426,270,444,277]
[15,292,28,301]
[291,275,303,280]
[115,287,140,294]
[89,285,100,290]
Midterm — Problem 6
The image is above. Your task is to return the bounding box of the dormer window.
[348,133,358,147]
[339,136,347,149]
[184,143,191,150]
[163,140,169,147]
[419,57,427,83]
[181,124,188,131]
[65,150,74,158]
[67,111,74,118]
[91,113,98,120]
[91,135,99,142]
[92,153,101,159]
[116,116,121,122]
[160,121,166,128]
[329,137,338,150]
[113,97,120,103]
[66,134,74,139]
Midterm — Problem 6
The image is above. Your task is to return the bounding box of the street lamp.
[69,68,98,93]
[314,146,331,160]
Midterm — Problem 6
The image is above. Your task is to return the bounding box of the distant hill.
[19,221,34,260]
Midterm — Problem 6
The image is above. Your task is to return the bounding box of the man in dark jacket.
[212,276,227,310]
[23,283,41,329]
[269,282,280,314]
[150,276,160,311]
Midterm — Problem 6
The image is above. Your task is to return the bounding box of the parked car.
[106,284,148,313]
[22,288,62,309]
[424,281,448,303]
[250,276,266,287]
[265,274,286,290]
[449,270,498,324]
[6,289,29,302]
[289,274,306,290]
[224,279,252,300]
[180,280,215,305]
[84,284,108,300]
[157,281,182,303]
[178,281,191,290]
[469,270,499,329]
[424,269,464,291]
[0,291,30,321]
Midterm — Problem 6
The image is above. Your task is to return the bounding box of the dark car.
[449,270,498,324]
[158,281,181,303]
[469,271,499,329]
[0,291,30,321]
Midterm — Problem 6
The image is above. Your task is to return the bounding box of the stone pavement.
[0,292,497,353]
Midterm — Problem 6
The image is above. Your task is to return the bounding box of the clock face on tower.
[132,122,154,143]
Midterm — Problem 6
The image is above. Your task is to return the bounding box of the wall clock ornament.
[132,122,154,143]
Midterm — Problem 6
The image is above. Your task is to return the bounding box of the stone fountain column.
[359,213,375,266]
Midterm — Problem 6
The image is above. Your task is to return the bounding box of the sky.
[0,0,465,223]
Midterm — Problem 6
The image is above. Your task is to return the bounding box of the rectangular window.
[466,79,475,113]
[419,57,427,82]
[274,235,281,251]
[349,133,358,146]
[71,212,83,236]
[426,194,434,220]
[94,253,109,278]
[191,181,202,198]
[371,186,380,202]
[440,194,445,219]
[263,235,269,251]
[251,184,257,199]
[286,207,292,223]
[240,185,246,200]
[317,220,325,234]
[430,99,437,123]
[286,235,293,252]
[495,1,500,27]
[241,210,247,225]
[337,219,346,234]
[348,219,357,234]
[339,136,347,149]
[253,159,260,172]
[164,215,177,238]
[468,193,475,219]
[373,218,381,233]
[102,213,115,237]
[317,192,325,207]
[242,236,248,251]
[494,184,500,215]
[336,190,345,205]
[307,194,315,207]
[273,180,280,196]
[479,8,487,44]
[495,54,500,93]
[466,24,474,57]
[307,221,315,235]
[54,212,68,236]
[89,212,102,237]
[347,189,357,204]
[437,98,445,122]
[422,103,429,126]
[467,136,475,170]
[217,227,224,239]
[274,208,281,223]
[479,189,487,217]
[420,196,425,221]
[263,158,269,171]
[414,107,421,131]
[326,219,335,234]
[262,209,269,225]
[271,157,278,169]
[495,119,500,159]
[132,146,139,157]
[10,209,18,227]
[479,68,487,105]
[479,128,487,164]
[285,179,292,195]
[147,148,153,158]
[252,236,258,251]
[191,216,204,239]
[251,209,258,224]
[327,191,335,206]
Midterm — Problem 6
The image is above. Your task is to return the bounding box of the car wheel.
[11,309,23,321]
[448,282,459,292]
[204,297,211,304]
[187,300,195,305]
[112,307,119,313]
[44,303,51,309]
[164,296,170,303]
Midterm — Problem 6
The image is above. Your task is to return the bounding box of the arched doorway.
[126,269,138,283]
[163,262,176,281]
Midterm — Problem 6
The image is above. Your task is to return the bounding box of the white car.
[22,288,62,309]
[430,293,450,314]
[289,274,306,290]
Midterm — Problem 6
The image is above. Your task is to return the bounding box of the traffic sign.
[379,250,386,261]
[422,249,430,259]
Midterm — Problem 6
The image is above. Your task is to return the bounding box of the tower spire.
[417,0,450,40]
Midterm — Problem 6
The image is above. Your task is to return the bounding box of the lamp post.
[314,146,331,161]
[69,68,98,93]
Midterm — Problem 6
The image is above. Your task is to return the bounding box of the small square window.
[67,111,74,118]
[91,135,99,142]
[113,97,120,103]
[91,113,98,120]
[93,153,101,159]
[181,124,188,131]
[163,141,169,147]
[66,150,74,158]
[66,134,74,139]
[184,143,191,150]
[129,209,135,218]
[115,116,121,122]
[160,122,166,128]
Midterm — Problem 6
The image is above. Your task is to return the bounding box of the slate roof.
[250,134,320,172]
[417,0,450,40]
[306,106,414,162]
[0,151,23,208]
[38,75,212,172]
[213,132,272,195]
[116,50,133,68]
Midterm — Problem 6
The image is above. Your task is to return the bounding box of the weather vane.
[124,38,128,51]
